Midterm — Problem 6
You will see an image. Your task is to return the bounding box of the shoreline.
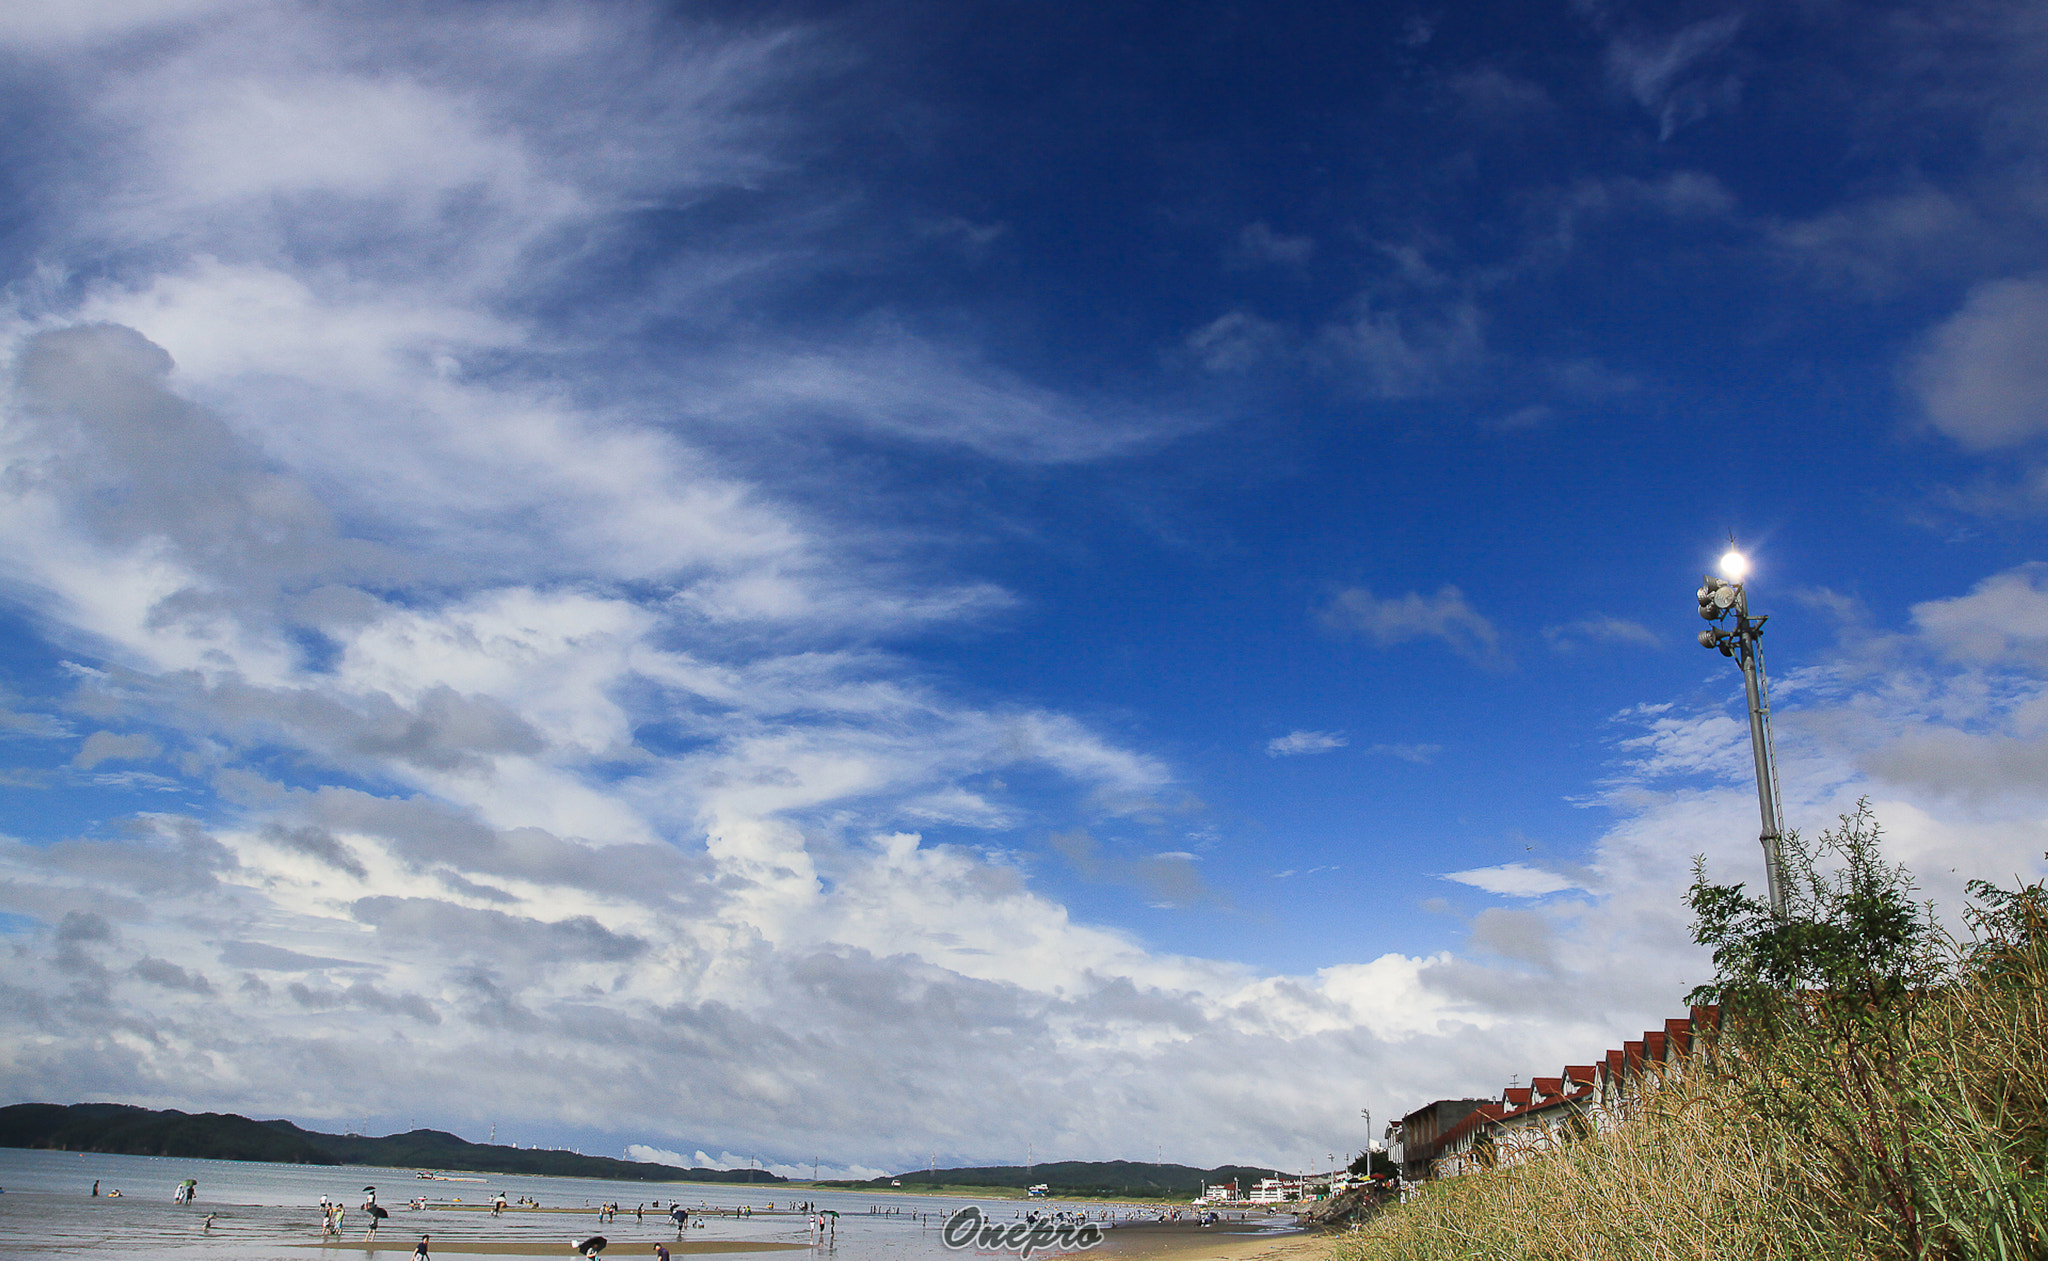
[1097,1224,1323,1261]
[795,1185,1197,1206]
[271,1225,1324,1261]
[285,1243,808,1256]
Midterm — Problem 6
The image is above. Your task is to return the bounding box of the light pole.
[1696,546,1788,918]
[1359,1108,1370,1175]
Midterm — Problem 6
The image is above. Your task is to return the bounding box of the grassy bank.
[1327,821,2048,1261]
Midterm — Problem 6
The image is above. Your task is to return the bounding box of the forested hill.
[0,1102,785,1183]
[823,1160,1284,1198]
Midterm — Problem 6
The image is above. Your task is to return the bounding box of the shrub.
[1324,809,2048,1261]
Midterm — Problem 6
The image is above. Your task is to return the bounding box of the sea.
[0,1148,1294,1261]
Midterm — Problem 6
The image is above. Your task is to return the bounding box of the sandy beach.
[1094,1222,1324,1261]
[278,1225,1325,1261]
[288,1243,808,1256]
[0,1148,1322,1261]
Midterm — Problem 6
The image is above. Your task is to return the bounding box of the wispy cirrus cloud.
[1544,615,1661,652]
[1322,584,1510,670]
[1367,742,1442,765]
[4,0,2047,1189]
[1577,6,1746,140]
[1266,730,1347,757]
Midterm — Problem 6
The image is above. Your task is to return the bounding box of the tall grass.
[1326,900,2048,1260]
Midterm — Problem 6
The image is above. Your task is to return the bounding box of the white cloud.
[1912,278,2048,449]
[3,0,2047,1186]
[625,1146,888,1181]
[1544,614,1661,652]
[1594,11,1745,140]
[1322,584,1509,670]
[1186,310,1288,373]
[0,0,258,51]
[72,730,163,769]
[1232,223,1314,267]
[1266,730,1347,757]
[1910,562,2048,665]
[1771,186,2001,295]
[1443,862,1583,898]
[1317,295,1485,398]
[1366,743,1441,764]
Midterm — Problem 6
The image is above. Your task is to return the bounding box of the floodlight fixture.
[1691,542,1787,918]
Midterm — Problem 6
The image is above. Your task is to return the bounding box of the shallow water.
[0,1148,1287,1261]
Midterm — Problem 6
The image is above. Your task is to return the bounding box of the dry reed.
[1324,925,2048,1261]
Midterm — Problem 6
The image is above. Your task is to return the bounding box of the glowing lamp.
[1719,549,1749,582]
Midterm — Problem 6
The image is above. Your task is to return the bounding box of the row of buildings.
[1384,1005,1720,1182]
[1197,1175,1331,1205]
[1193,1010,1720,1211]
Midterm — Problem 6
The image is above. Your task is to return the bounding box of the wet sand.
[273,1230,1317,1261]
[1093,1220,1322,1261]
[291,1242,807,1256]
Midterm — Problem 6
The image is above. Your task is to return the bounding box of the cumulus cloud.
[1048,829,1212,907]
[1469,907,1557,966]
[1910,563,2048,665]
[1,0,2044,1183]
[1322,584,1509,670]
[1443,863,1584,898]
[132,956,215,994]
[73,730,162,769]
[626,1146,887,1181]
[1911,277,2048,450]
[1266,730,1346,757]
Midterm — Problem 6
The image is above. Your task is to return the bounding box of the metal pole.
[1732,594,1787,918]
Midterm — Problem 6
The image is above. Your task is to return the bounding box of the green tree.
[1685,799,1941,1012]
[1961,860,2048,980]
[1685,801,1944,1258]
[1347,1148,1395,1178]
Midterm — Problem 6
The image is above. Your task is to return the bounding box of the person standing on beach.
[414,1235,430,1260]
[653,1245,670,1261]
[92,1181,99,1197]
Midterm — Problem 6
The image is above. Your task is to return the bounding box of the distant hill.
[0,1102,785,1184]
[819,1159,1283,1198]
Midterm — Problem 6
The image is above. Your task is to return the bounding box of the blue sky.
[1,0,2045,1178]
